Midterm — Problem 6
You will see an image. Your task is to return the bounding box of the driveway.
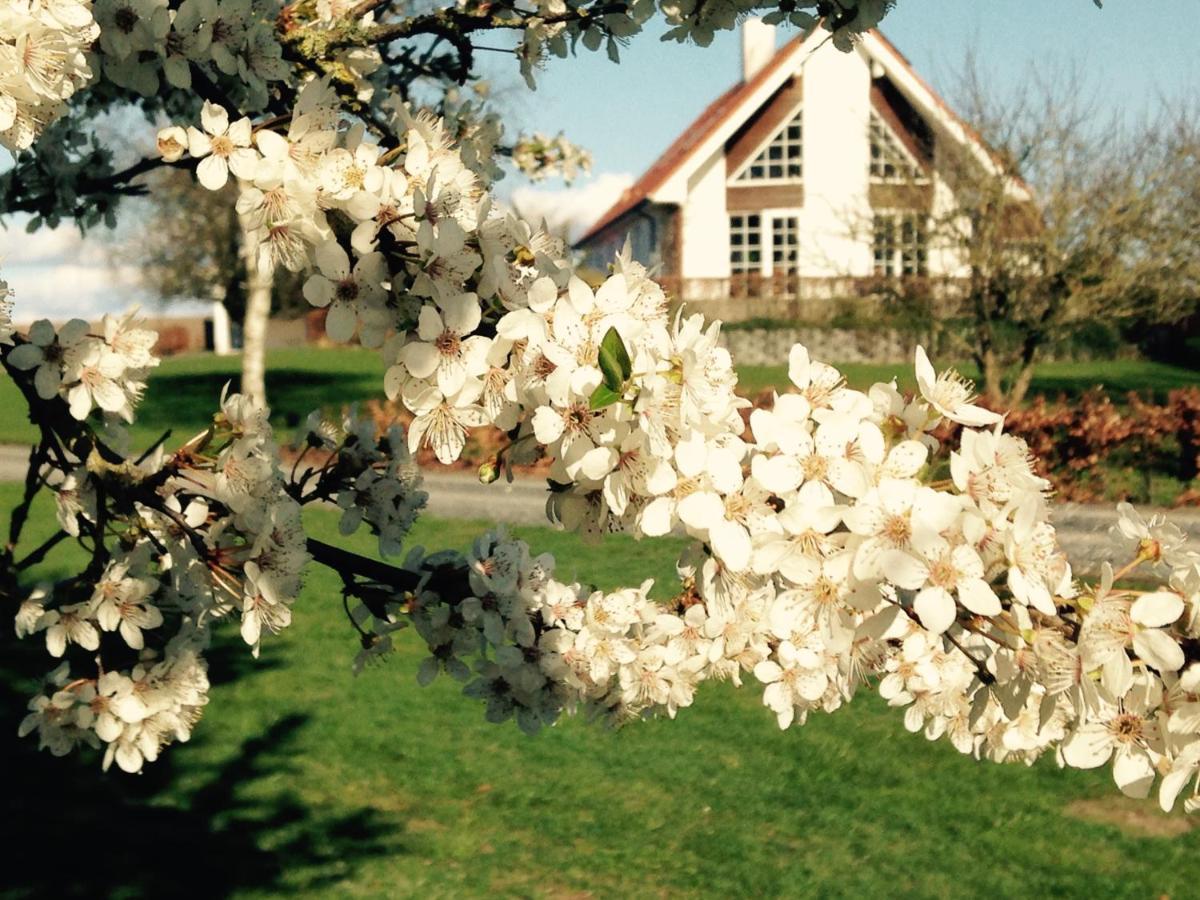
[2,443,1197,576]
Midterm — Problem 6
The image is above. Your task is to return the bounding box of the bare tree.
[118,168,307,404]
[864,60,1200,405]
[236,182,273,405]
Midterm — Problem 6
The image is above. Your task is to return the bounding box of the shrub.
[998,388,1200,503]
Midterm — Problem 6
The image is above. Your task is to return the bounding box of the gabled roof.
[575,28,1028,247]
[576,29,817,244]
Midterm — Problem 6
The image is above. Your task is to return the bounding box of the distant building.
[574,24,1028,320]
[15,302,315,356]
[141,305,314,356]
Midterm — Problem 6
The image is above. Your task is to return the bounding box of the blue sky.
[506,0,1200,178]
[6,0,1198,320]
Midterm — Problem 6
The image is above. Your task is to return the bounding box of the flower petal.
[1131,592,1185,628]
[913,586,955,635]
[196,154,229,191]
[1061,724,1113,769]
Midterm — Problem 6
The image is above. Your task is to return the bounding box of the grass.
[2,346,1197,451]
[4,482,1200,898]
[0,346,387,448]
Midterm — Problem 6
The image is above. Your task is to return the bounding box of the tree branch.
[351,2,631,50]
[306,537,422,590]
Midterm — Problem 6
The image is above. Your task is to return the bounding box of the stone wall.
[720,326,1128,366]
[722,326,910,365]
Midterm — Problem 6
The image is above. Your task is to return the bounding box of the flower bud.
[157,126,188,162]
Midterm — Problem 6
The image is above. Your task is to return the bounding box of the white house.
[575,24,1030,319]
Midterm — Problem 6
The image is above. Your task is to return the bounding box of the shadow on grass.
[137,368,382,439]
[0,634,403,900]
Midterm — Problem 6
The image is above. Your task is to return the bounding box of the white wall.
[670,35,981,285]
[928,171,970,278]
[796,42,873,278]
[679,148,730,280]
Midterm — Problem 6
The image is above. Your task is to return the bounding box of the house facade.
[575,24,1026,321]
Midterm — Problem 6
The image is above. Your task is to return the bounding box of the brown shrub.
[153,325,191,357]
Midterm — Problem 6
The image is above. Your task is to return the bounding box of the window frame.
[872,209,928,278]
[728,212,763,274]
[728,103,805,186]
[868,109,928,185]
[729,209,802,278]
[768,213,800,279]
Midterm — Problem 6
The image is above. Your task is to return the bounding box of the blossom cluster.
[367,344,1200,814]
[11,0,1200,823]
[6,311,158,424]
[18,633,211,774]
[93,0,294,107]
[510,131,593,183]
[4,310,310,770]
[16,394,310,768]
[352,530,705,731]
[154,86,1200,812]
[295,408,429,557]
[0,0,98,151]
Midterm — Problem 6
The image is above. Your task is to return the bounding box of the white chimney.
[741,19,776,82]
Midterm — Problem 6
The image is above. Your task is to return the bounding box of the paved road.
[0,443,555,524]
[2,443,1197,575]
[427,473,1200,576]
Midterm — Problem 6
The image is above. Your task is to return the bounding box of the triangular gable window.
[869,110,925,183]
[732,108,802,183]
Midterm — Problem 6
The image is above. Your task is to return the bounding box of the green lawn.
[2,346,1197,451]
[3,482,1199,899]
[736,359,1200,399]
[0,346,387,448]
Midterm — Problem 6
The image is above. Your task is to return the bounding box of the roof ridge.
[574,27,1023,248]
[575,29,810,246]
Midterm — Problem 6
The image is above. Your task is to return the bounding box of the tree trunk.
[980,348,1004,406]
[968,269,1005,406]
[1007,361,1036,407]
[237,184,271,405]
[1006,336,1043,408]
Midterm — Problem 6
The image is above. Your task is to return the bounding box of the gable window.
[729,214,762,272]
[732,109,802,183]
[869,110,924,183]
[873,212,927,276]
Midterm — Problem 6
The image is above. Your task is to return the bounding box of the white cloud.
[1,214,181,323]
[3,216,90,266]
[6,257,152,324]
[508,171,634,243]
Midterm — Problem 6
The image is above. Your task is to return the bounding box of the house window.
[733,110,802,183]
[772,216,799,274]
[869,111,923,183]
[873,213,927,276]
[729,214,762,273]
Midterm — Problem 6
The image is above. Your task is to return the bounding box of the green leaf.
[597,327,632,392]
[589,383,621,411]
